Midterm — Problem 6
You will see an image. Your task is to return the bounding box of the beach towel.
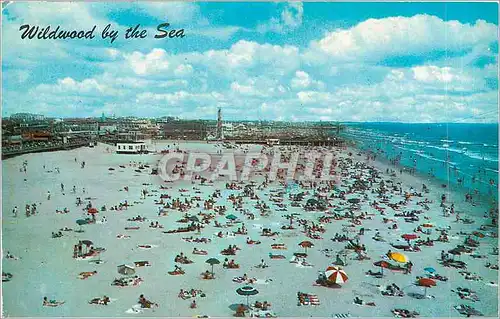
[333,313,351,318]
[125,303,158,314]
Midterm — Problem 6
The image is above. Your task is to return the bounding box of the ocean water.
[342,122,498,199]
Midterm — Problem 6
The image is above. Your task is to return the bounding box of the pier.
[2,142,90,160]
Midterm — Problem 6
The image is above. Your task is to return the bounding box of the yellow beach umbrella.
[389,252,408,263]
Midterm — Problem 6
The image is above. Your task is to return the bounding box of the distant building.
[99,124,117,134]
[266,138,280,146]
[10,113,45,121]
[116,141,148,154]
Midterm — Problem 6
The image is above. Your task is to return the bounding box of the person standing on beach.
[61,183,64,192]
[47,191,51,200]
[13,206,18,217]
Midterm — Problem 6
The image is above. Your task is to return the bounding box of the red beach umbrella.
[298,240,314,253]
[402,234,419,241]
[417,278,436,287]
[88,208,98,214]
[417,277,436,297]
[373,260,390,275]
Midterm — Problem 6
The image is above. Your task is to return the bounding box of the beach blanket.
[333,313,351,318]
[297,292,320,306]
[251,310,278,318]
[89,298,117,305]
[125,303,159,314]
[43,301,65,307]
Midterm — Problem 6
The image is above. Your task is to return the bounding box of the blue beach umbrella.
[424,267,436,273]
[226,214,238,221]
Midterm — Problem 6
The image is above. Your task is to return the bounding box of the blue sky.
[2,1,498,122]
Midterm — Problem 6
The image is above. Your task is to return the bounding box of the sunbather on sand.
[43,297,64,307]
[78,270,97,279]
[89,295,110,305]
[138,294,158,308]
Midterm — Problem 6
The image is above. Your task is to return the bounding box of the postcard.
[1,1,499,318]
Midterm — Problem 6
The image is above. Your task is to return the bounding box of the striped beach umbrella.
[236,286,259,307]
[325,266,348,284]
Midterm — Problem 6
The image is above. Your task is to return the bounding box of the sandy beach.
[2,141,498,318]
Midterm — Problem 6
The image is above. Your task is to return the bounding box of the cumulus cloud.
[291,70,325,90]
[305,14,498,63]
[124,49,170,75]
[257,2,304,34]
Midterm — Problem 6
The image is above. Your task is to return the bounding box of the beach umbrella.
[417,277,436,297]
[87,208,98,214]
[206,258,220,275]
[188,215,199,222]
[81,240,93,246]
[423,267,436,273]
[401,234,419,241]
[347,198,361,204]
[117,264,135,275]
[76,219,87,232]
[236,286,259,307]
[299,240,314,253]
[448,248,462,260]
[226,214,238,221]
[324,266,348,284]
[422,223,433,228]
[374,260,390,275]
[389,252,408,263]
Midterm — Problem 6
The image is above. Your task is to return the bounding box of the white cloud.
[305,15,498,63]
[412,65,455,83]
[257,2,304,34]
[291,70,325,90]
[174,64,194,77]
[124,49,170,75]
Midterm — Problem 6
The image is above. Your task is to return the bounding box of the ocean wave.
[394,146,419,153]
[483,143,498,148]
[440,139,454,143]
[425,144,465,155]
[464,152,498,163]
[416,153,457,166]
[458,141,473,145]
[400,140,430,146]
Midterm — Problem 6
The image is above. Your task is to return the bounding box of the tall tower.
[216,107,224,140]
